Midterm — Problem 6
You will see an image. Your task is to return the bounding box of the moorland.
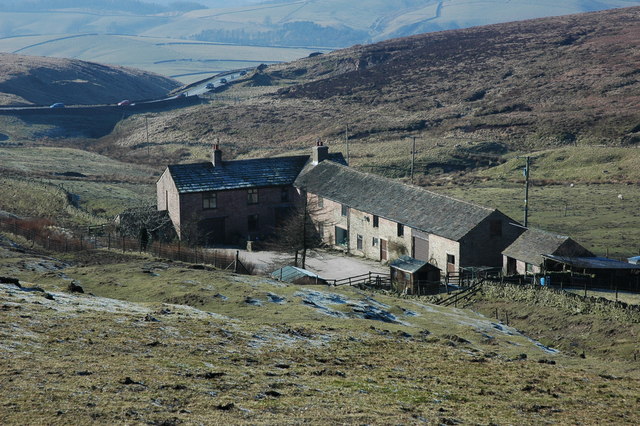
[1,8,640,424]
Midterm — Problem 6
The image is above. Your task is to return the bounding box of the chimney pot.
[212,144,222,166]
[312,142,329,164]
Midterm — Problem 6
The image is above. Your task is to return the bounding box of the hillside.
[1,235,639,424]
[0,53,180,106]
[112,7,640,153]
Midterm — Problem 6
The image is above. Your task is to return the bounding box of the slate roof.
[294,161,496,241]
[502,228,593,266]
[543,255,640,270]
[167,153,345,194]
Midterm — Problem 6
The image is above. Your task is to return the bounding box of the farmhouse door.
[380,239,388,261]
[198,218,226,246]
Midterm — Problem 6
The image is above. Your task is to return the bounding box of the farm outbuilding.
[390,255,441,295]
[271,265,327,285]
[542,255,640,292]
[502,228,593,275]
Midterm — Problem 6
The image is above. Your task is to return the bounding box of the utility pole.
[410,136,417,184]
[523,156,530,227]
[145,115,150,156]
[345,125,350,166]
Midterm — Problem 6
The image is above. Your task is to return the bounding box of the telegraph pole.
[345,125,350,166]
[145,115,150,157]
[410,136,417,184]
[523,156,530,227]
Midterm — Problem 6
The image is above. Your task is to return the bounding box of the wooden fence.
[0,217,253,274]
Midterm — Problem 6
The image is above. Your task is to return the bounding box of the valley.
[0,6,639,424]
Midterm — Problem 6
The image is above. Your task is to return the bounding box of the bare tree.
[267,196,330,269]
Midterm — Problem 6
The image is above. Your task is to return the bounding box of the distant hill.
[0,0,637,79]
[131,7,639,154]
[0,53,180,106]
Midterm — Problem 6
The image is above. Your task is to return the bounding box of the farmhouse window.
[335,226,348,247]
[447,254,455,265]
[490,220,502,238]
[318,223,324,238]
[372,237,379,247]
[341,204,348,217]
[373,215,379,228]
[202,192,217,209]
[247,188,259,205]
[281,187,290,202]
[248,214,259,232]
[317,196,324,208]
[357,234,363,250]
[397,223,404,237]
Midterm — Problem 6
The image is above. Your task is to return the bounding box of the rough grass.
[0,146,158,221]
[466,283,640,362]
[1,242,640,425]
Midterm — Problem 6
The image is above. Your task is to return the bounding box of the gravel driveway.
[219,248,388,280]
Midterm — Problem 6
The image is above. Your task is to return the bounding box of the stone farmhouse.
[156,143,345,245]
[157,143,524,272]
[294,159,523,272]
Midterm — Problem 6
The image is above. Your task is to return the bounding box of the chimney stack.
[212,143,222,167]
[312,140,329,164]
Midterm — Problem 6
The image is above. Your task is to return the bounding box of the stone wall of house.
[427,233,460,272]
[156,170,182,237]
[309,194,412,262]
[459,211,524,267]
[176,185,299,242]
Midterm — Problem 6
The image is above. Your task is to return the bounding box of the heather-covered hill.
[0,53,180,106]
[122,7,639,155]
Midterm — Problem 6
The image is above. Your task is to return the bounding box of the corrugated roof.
[543,255,640,270]
[294,161,495,241]
[390,255,435,273]
[168,153,345,194]
[502,228,593,266]
[271,265,321,282]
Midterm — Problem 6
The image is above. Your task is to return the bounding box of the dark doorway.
[198,217,226,246]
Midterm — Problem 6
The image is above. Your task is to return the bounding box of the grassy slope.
[1,240,639,424]
[0,52,180,106]
[0,147,158,221]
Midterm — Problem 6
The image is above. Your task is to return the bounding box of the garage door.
[412,236,429,261]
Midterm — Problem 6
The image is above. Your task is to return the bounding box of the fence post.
[80,235,83,250]
[234,251,239,273]
[108,233,111,250]
[122,235,125,253]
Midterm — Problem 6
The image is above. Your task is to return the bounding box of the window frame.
[341,204,348,217]
[373,215,379,228]
[357,234,363,250]
[202,192,217,210]
[397,223,404,237]
[247,188,259,205]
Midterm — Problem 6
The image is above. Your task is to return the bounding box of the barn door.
[380,239,388,261]
[412,236,429,261]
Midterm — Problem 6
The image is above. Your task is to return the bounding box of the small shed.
[542,255,640,291]
[271,265,326,285]
[390,255,441,295]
